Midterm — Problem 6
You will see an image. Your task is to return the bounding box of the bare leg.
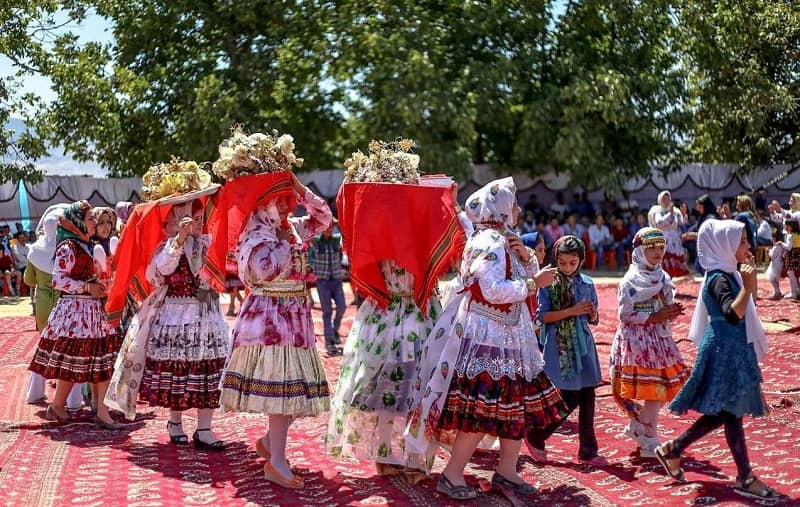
[441,431,484,487]
[268,415,295,479]
[51,380,75,418]
[196,408,221,444]
[92,381,116,423]
[496,438,527,484]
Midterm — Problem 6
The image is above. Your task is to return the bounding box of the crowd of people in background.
[512,189,799,289]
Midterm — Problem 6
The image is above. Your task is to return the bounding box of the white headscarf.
[648,190,682,227]
[27,208,65,273]
[464,177,517,231]
[689,219,767,360]
[619,227,673,303]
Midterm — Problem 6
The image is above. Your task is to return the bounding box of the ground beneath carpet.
[1,279,798,506]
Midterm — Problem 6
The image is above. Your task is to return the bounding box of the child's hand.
[571,300,594,317]
[533,265,557,288]
[740,260,758,294]
[651,304,683,323]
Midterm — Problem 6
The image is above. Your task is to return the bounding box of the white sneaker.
[623,420,645,441]
[639,436,660,458]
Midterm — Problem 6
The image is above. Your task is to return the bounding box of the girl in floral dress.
[24,206,82,409]
[610,227,689,457]
[220,172,332,489]
[406,178,564,500]
[28,200,123,429]
[105,161,228,449]
[139,199,229,449]
[648,190,690,278]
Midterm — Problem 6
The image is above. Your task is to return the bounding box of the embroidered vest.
[165,255,201,298]
[65,240,95,283]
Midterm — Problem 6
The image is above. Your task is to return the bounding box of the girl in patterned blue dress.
[655,219,780,500]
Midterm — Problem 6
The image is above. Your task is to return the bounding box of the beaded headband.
[633,227,665,249]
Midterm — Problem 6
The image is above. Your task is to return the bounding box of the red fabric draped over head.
[336,181,465,314]
[106,189,216,325]
[204,171,296,292]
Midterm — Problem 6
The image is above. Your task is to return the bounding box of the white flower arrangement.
[343,138,420,184]
[211,125,304,180]
[141,157,212,201]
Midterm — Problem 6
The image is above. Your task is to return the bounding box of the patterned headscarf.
[620,227,671,304]
[548,235,587,379]
[237,199,299,287]
[56,200,92,246]
[464,177,517,230]
[115,201,134,224]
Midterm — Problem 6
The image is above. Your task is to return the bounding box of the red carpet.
[1,279,798,506]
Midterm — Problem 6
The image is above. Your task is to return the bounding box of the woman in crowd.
[648,191,689,278]
[220,171,332,489]
[28,200,123,429]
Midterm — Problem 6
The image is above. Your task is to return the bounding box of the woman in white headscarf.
[405,177,565,501]
[648,190,689,277]
[655,219,779,500]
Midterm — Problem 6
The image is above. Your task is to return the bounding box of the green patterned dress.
[326,260,440,469]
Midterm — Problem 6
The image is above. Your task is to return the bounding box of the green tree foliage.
[516,0,689,188]
[0,1,75,183]
[9,0,799,188]
[36,0,344,176]
[680,0,800,171]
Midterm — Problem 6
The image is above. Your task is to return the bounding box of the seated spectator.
[0,248,21,300]
[562,213,584,239]
[617,190,639,220]
[11,231,28,273]
[628,212,647,239]
[524,193,542,216]
[568,192,582,216]
[587,214,613,268]
[578,191,596,218]
[610,216,629,270]
[521,211,537,234]
[549,191,569,219]
[756,211,773,246]
[544,215,564,244]
[600,192,617,216]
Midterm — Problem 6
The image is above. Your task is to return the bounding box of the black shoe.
[167,420,189,446]
[193,428,225,452]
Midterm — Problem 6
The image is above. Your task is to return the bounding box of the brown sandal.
[655,441,685,481]
[734,474,780,500]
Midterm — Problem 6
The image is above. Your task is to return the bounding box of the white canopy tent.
[3,164,798,229]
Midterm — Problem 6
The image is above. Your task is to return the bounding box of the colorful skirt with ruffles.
[220,292,330,416]
[139,296,230,410]
[29,295,122,383]
[610,321,690,419]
